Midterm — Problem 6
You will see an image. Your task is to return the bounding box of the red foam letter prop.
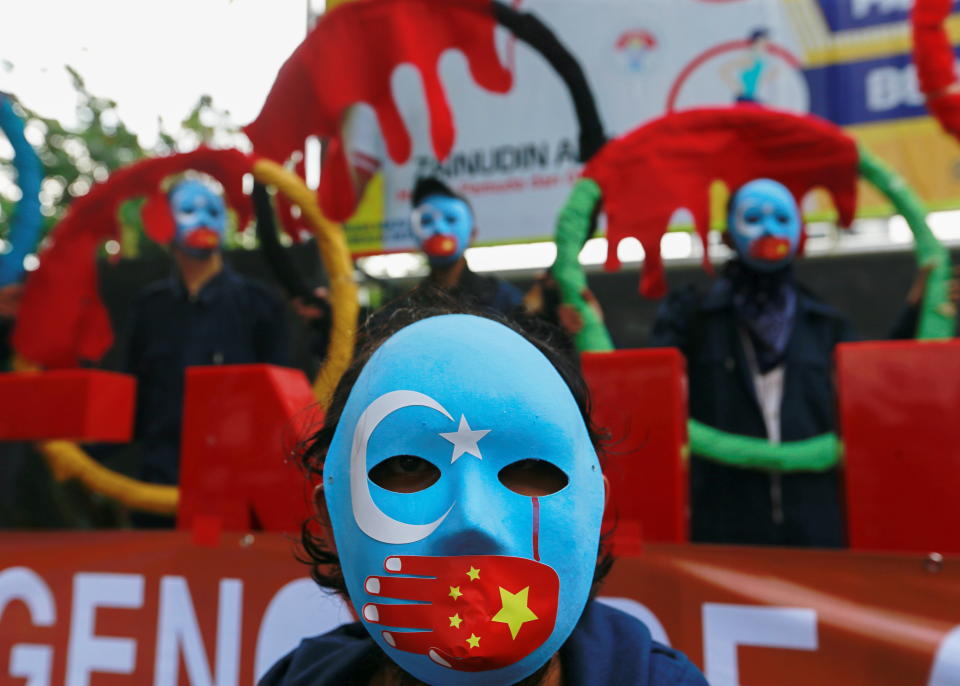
[177,364,320,533]
[0,370,135,442]
[838,340,960,553]
[581,348,689,550]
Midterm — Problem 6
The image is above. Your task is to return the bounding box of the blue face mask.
[169,180,227,257]
[323,315,605,685]
[728,179,801,272]
[411,195,473,266]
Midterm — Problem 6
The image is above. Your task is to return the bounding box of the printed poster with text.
[338,0,960,255]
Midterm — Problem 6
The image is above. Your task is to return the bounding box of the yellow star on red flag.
[466,566,481,581]
[449,585,463,600]
[466,633,481,649]
[491,586,539,640]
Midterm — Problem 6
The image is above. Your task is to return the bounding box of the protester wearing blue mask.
[121,177,291,521]
[261,299,707,685]
[412,191,474,268]
[727,179,801,272]
[168,179,228,258]
[650,178,852,547]
[724,179,803,375]
[408,178,523,317]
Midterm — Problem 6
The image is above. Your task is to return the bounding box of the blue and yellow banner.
[328,0,960,253]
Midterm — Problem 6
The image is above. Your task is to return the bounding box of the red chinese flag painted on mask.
[363,555,559,672]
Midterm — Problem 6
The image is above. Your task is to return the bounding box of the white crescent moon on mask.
[351,389,455,544]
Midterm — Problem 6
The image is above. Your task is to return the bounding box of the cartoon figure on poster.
[720,28,777,103]
[616,29,657,73]
[668,29,808,114]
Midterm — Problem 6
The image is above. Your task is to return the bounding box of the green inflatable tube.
[687,420,841,472]
[858,145,956,340]
[553,178,614,352]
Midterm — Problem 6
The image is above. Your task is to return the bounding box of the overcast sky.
[0,0,313,146]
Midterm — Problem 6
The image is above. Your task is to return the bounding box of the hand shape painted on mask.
[323,316,604,686]
[361,554,559,672]
[411,195,474,266]
[169,179,227,258]
[728,178,801,272]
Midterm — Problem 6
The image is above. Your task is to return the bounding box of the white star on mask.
[439,415,491,464]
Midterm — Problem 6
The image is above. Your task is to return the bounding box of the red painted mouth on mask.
[183,227,221,250]
[749,236,792,261]
[422,234,459,258]
[362,554,559,672]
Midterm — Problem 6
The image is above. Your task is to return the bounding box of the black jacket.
[649,276,853,547]
[121,265,290,484]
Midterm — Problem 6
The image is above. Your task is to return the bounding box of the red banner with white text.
[2,534,958,685]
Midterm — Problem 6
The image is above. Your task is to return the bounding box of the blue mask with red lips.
[323,315,605,686]
[169,179,227,258]
[728,178,801,273]
[411,195,474,266]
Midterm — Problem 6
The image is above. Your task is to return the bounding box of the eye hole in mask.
[498,459,569,497]
[369,455,441,493]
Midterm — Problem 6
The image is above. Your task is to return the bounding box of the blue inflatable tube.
[0,94,43,286]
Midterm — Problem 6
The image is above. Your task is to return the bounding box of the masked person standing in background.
[122,178,291,515]
[650,178,852,547]
[409,177,523,317]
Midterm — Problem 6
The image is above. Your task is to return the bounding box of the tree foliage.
[1,65,243,257]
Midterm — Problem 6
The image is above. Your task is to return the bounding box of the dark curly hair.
[297,286,615,599]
